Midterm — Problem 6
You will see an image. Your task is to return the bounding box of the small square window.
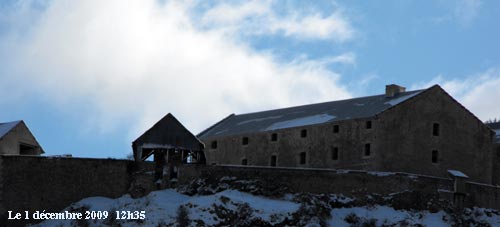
[270,155,277,167]
[299,152,306,164]
[366,121,372,129]
[242,137,249,145]
[432,150,439,163]
[332,147,339,160]
[364,143,371,157]
[211,141,218,149]
[271,133,278,141]
[333,125,339,133]
[433,123,440,136]
[301,129,307,138]
[241,158,248,165]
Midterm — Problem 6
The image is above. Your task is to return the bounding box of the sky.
[1,0,499,158]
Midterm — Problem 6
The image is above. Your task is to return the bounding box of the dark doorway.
[270,155,277,167]
[19,143,37,155]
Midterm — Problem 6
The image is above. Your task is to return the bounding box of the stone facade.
[200,85,494,184]
[0,155,154,227]
[486,122,500,185]
[493,145,500,185]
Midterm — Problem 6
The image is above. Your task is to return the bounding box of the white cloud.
[411,68,500,121]
[433,0,482,27]
[454,0,482,26]
[0,0,352,140]
[201,1,355,41]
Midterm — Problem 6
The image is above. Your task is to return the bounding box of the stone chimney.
[385,84,406,97]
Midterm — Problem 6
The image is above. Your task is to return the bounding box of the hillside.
[29,177,500,227]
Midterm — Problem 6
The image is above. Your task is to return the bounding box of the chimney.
[385,84,406,97]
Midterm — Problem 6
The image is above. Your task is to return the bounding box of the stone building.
[198,85,494,184]
[486,122,500,185]
[133,113,205,183]
[0,120,44,155]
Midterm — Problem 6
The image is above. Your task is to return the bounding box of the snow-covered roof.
[0,120,21,139]
[198,88,425,138]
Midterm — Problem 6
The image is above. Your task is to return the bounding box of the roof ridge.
[0,120,23,140]
[198,87,432,138]
[234,89,425,117]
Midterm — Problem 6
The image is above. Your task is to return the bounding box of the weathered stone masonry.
[177,164,500,210]
[0,155,153,227]
[200,85,495,184]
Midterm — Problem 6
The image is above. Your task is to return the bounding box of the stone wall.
[204,117,377,170]
[376,86,493,184]
[493,144,500,185]
[202,87,494,184]
[178,164,500,210]
[465,182,500,210]
[0,155,152,227]
[178,164,453,196]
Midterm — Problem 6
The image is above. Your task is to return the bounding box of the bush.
[344,212,360,224]
[176,205,190,227]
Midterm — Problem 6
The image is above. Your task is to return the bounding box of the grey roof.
[486,122,500,143]
[198,88,426,139]
[0,120,21,139]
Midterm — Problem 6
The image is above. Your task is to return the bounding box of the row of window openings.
[331,144,371,161]
[210,122,439,149]
[211,132,279,149]
[210,121,377,149]
[241,153,303,166]
[241,149,440,166]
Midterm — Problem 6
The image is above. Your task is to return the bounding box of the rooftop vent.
[385,84,406,97]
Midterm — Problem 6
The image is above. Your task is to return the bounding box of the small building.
[132,113,205,183]
[0,120,44,155]
[198,84,494,184]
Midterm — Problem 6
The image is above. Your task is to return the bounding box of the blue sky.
[1,0,499,158]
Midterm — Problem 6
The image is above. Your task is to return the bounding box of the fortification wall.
[179,165,453,195]
[179,165,500,210]
[0,155,152,227]
[465,182,500,210]
[0,156,498,226]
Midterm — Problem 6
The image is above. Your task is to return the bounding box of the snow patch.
[447,170,469,178]
[329,206,451,227]
[237,115,283,125]
[368,171,396,177]
[214,129,228,135]
[140,143,175,149]
[31,189,300,227]
[336,170,350,174]
[384,91,422,106]
[265,114,336,131]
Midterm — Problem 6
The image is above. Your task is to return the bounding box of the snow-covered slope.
[29,188,500,227]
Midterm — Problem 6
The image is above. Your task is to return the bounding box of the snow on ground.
[29,188,500,227]
[329,206,450,227]
[30,189,299,227]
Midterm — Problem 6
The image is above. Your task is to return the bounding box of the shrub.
[176,205,190,227]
